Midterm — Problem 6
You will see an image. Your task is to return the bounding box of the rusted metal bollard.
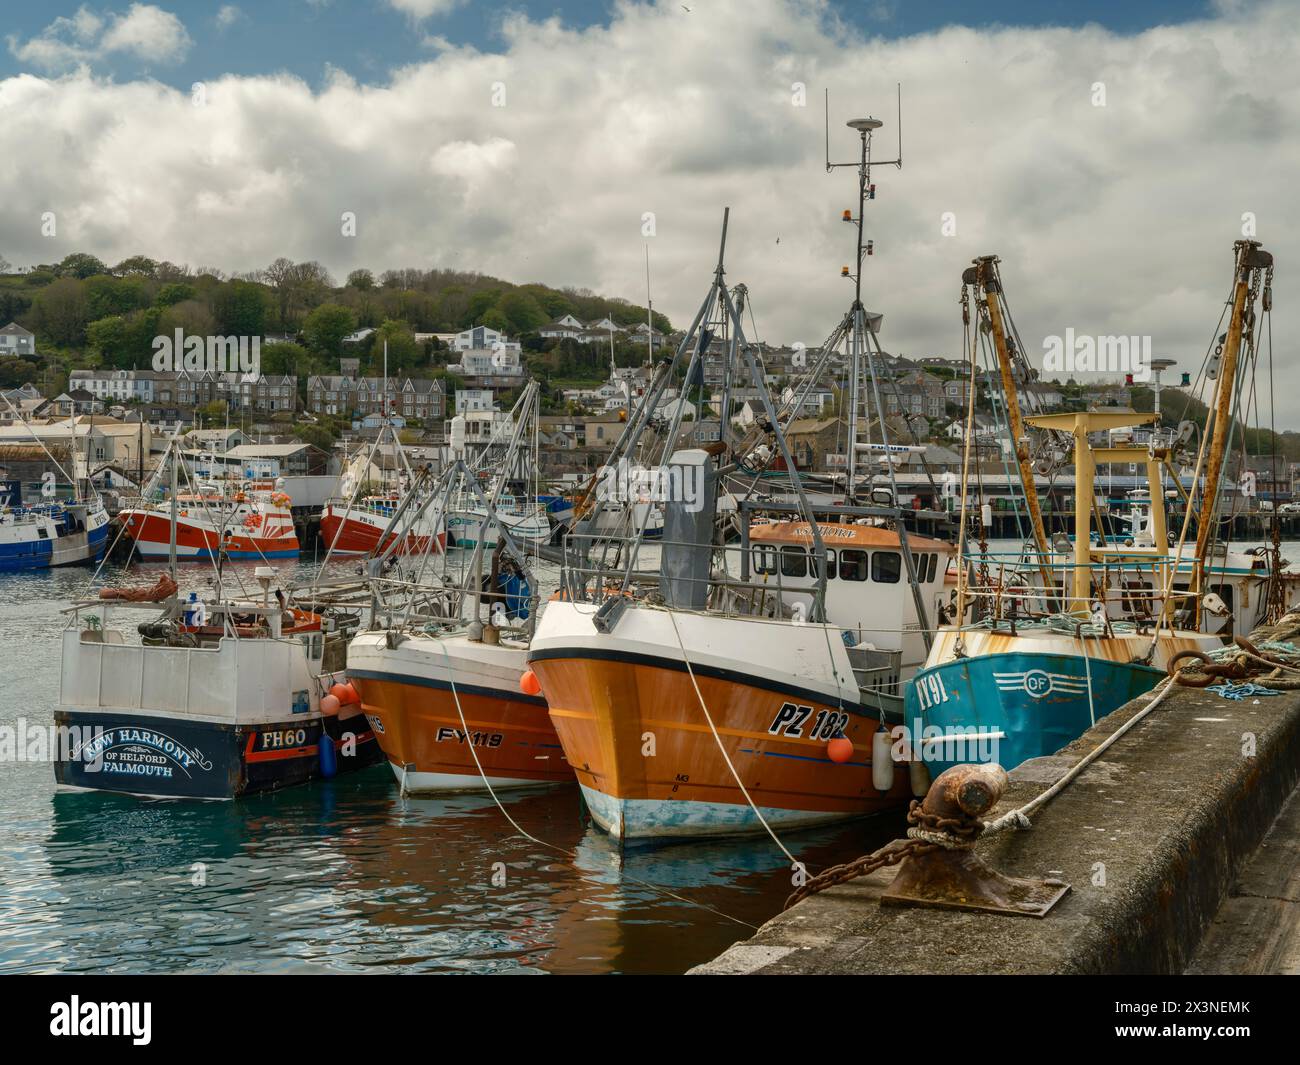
[880,763,1071,918]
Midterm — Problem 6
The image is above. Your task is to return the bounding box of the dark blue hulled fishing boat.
[0,480,110,572]
[906,242,1276,777]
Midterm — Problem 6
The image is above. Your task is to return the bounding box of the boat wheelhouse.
[745,520,953,678]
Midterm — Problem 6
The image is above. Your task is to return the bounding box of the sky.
[0,1,1295,419]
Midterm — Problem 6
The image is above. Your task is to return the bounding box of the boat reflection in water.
[34,774,902,974]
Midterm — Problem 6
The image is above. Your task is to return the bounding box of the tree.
[212,279,269,336]
[346,268,375,290]
[262,341,309,375]
[31,278,90,347]
[302,303,356,357]
[262,256,297,327]
[496,290,547,334]
[480,307,511,333]
[87,307,162,369]
[155,282,197,307]
[466,288,503,326]
[293,423,334,452]
[56,253,108,279]
[113,255,159,278]
[156,300,213,345]
[85,275,148,320]
[369,319,421,373]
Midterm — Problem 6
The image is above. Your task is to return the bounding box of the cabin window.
[780,545,808,578]
[820,549,836,580]
[806,549,828,579]
[1210,583,1234,616]
[873,551,902,584]
[840,549,869,581]
[753,545,777,575]
[927,553,938,582]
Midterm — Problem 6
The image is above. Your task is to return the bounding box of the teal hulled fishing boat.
[905,241,1277,775]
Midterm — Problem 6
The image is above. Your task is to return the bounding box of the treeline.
[0,252,672,385]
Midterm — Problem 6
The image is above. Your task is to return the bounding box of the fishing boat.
[0,490,110,572]
[54,568,381,798]
[531,124,936,838]
[0,397,112,571]
[904,242,1275,776]
[120,482,298,560]
[347,381,569,794]
[320,491,447,556]
[116,433,297,561]
[320,405,447,558]
[445,494,551,548]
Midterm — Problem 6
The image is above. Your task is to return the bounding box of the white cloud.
[0,0,1296,415]
[8,4,191,71]
[387,0,464,21]
[215,5,244,31]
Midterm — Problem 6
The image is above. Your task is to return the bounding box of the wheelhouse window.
[873,551,901,583]
[840,549,868,581]
[810,548,836,580]
[753,544,777,575]
[780,545,808,578]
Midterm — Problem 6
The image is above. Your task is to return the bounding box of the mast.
[168,438,178,581]
[966,255,1057,608]
[1192,239,1273,621]
[840,116,879,502]
[1195,240,1270,563]
[644,246,654,369]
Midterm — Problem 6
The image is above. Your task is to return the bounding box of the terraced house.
[306,375,446,422]
[70,369,297,412]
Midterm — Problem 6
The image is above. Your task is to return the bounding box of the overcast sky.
[0,1,1294,419]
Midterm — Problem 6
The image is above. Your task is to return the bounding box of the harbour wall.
[692,676,1300,974]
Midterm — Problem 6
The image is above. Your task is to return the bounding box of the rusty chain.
[782,801,984,911]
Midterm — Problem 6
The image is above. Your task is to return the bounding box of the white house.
[0,322,36,358]
[447,324,523,377]
[455,389,497,414]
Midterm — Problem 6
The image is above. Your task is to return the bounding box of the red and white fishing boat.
[121,481,299,560]
[320,494,446,556]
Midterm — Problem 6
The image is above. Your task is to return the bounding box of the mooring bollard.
[880,763,1071,918]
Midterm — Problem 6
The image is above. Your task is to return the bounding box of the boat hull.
[0,509,110,572]
[120,510,299,560]
[447,510,551,548]
[52,708,381,799]
[348,632,570,793]
[529,602,911,839]
[319,507,446,557]
[904,626,1223,776]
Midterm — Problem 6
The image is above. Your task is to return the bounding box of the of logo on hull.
[993,669,1088,699]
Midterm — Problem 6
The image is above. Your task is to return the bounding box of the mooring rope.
[665,606,802,869]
